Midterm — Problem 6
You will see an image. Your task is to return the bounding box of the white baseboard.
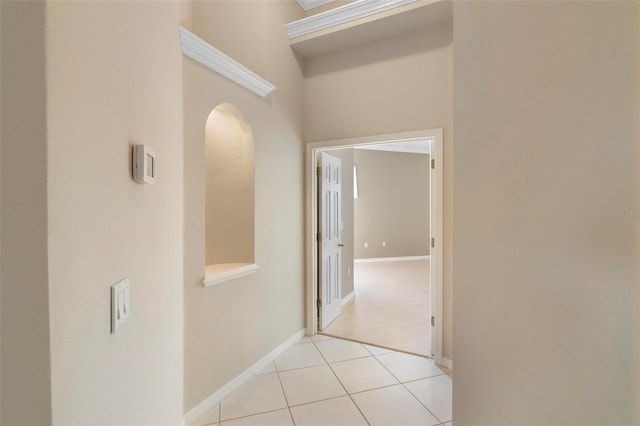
[354,255,430,264]
[442,357,453,371]
[342,291,356,306]
[183,328,305,425]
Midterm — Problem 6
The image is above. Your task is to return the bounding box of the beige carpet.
[322,258,431,357]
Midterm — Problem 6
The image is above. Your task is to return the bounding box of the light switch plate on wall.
[111,277,130,333]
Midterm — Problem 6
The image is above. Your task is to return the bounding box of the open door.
[317,152,342,330]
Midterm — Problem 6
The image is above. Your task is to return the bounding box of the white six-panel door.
[318,152,342,330]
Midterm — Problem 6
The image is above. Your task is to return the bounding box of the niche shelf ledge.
[203,263,259,287]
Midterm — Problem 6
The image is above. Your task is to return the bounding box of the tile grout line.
[218,405,292,424]
[274,365,297,426]
[312,338,372,426]
[371,353,444,424]
[321,332,431,359]
[401,372,449,384]
[400,380,443,424]
[218,371,292,424]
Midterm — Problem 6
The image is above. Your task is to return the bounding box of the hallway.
[192,335,452,426]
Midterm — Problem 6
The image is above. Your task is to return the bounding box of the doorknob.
[338,243,345,248]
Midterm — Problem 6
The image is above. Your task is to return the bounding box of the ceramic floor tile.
[351,384,440,426]
[192,404,219,426]
[279,364,346,406]
[220,373,287,421]
[363,344,394,356]
[312,334,335,342]
[254,361,276,375]
[314,338,370,363]
[376,351,444,382]
[220,409,293,426]
[330,356,398,394]
[404,374,452,423]
[274,343,325,371]
[290,396,368,426]
[322,260,430,356]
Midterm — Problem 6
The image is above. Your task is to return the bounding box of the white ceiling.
[354,139,430,155]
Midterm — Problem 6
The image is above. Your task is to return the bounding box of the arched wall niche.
[203,103,256,286]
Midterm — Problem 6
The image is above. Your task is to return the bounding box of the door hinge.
[431,316,435,326]
[316,166,322,176]
[317,298,322,308]
[317,232,322,242]
[431,158,435,169]
[431,237,435,248]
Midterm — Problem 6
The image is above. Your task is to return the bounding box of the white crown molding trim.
[342,291,356,306]
[354,255,429,263]
[179,26,276,98]
[286,0,418,39]
[184,329,306,426]
[296,0,335,11]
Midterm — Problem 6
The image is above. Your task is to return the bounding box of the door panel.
[318,152,342,330]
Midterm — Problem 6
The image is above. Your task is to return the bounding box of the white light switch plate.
[111,277,130,333]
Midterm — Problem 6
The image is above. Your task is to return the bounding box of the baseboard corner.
[442,357,453,371]
[342,291,356,306]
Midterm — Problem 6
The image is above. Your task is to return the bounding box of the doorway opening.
[305,129,444,365]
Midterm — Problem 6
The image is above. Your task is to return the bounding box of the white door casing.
[429,136,443,365]
[318,152,342,330]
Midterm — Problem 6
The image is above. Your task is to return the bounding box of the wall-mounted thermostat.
[132,144,156,184]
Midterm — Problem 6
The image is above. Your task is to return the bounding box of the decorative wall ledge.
[285,0,418,39]
[203,263,259,287]
[179,26,276,98]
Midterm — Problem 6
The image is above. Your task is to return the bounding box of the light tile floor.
[323,260,431,356]
[193,335,452,426]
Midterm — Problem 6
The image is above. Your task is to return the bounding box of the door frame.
[305,128,444,365]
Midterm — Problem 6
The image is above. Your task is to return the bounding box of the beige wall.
[453,2,640,424]
[353,150,429,259]
[184,0,305,412]
[45,2,185,424]
[1,2,52,424]
[0,2,2,419]
[303,26,451,142]
[327,148,355,299]
[304,22,453,358]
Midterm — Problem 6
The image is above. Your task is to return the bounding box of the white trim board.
[179,26,276,98]
[354,255,430,263]
[443,357,453,371]
[286,0,418,39]
[296,0,335,11]
[183,329,305,426]
[342,291,356,306]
